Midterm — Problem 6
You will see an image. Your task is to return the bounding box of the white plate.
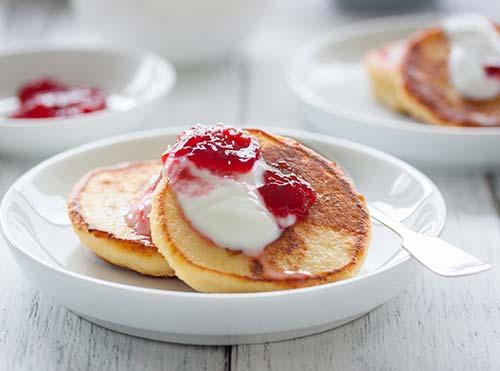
[71,0,268,65]
[288,14,500,170]
[0,128,446,345]
[0,47,175,157]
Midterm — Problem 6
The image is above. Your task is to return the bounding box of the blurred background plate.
[288,14,500,171]
[71,0,269,65]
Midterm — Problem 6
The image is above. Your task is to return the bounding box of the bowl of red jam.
[0,47,176,157]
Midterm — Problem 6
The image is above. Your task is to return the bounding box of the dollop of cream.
[171,159,283,257]
[443,14,500,100]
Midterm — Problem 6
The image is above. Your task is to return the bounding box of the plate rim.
[287,12,500,136]
[0,127,446,299]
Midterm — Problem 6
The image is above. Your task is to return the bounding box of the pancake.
[68,161,174,277]
[150,129,371,293]
[365,41,408,113]
[365,26,500,127]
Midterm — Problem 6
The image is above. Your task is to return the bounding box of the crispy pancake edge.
[68,160,175,277]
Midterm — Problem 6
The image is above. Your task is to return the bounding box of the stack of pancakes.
[365,26,500,127]
[68,129,371,293]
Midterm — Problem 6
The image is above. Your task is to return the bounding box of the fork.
[369,205,492,277]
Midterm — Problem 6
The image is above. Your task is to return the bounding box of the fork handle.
[368,205,491,277]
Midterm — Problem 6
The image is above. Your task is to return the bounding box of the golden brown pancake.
[68,161,174,277]
[365,41,408,113]
[365,26,500,127]
[150,129,371,293]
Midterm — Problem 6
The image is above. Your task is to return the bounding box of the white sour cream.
[171,159,283,257]
[443,14,500,100]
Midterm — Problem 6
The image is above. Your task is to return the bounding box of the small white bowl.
[0,47,176,157]
[70,0,268,65]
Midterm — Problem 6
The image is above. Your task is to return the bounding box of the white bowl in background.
[0,47,176,157]
[0,127,446,344]
[71,0,268,65]
[287,14,500,170]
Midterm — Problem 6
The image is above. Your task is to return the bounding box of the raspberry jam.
[164,124,260,176]
[485,65,500,80]
[258,169,316,222]
[164,125,316,223]
[10,77,107,119]
[126,125,317,253]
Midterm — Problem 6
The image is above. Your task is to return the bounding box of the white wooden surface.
[1,0,500,370]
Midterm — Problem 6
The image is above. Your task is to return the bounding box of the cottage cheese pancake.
[68,161,174,277]
[150,126,371,293]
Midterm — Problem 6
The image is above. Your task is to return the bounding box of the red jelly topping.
[11,77,107,119]
[484,65,500,80]
[128,124,317,239]
[258,169,316,220]
[18,77,66,104]
[165,124,260,176]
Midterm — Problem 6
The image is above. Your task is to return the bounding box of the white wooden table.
[1,1,500,370]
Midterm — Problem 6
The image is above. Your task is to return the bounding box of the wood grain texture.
[232,1,500,370]
[1,0,500,370]
[0,1,230,370]
[0,250,227,371]
[232,175,500,371]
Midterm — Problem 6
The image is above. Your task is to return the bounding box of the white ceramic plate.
[0,128,446,345]
[71,0,268,65]
[288,14,500,170]
[0,47,175,157]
